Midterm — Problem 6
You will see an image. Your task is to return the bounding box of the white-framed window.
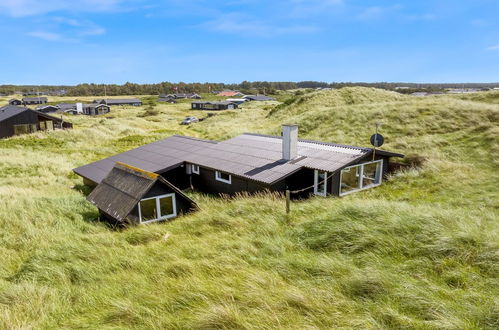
[191,164,200,174]
[138,193,177,224]
[339,159,383,196]
[215,171,231,184]
[314,170,328,196]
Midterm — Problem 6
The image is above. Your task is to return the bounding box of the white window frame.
[191,164,200,174]
[138,193,177,224]
[339,159,383,196]
[313,170,328,196]
[215,171,232,184]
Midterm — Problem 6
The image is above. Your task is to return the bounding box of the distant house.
[191,101,238,110]
[157,97,177,103]
[0,105,72,139]
[36,105,60,113]
[83,104,110,115]
[243,95,275,101]
[57,103,77,112]
[160,93,202,99]
[94,98,142,106]
[86,162,198,225]
[225,98,248,105]
[8,99,22,106]
[74,125,404,204]
[217,90,244,97]
[23,91,46,96]
[23,97,48,105]
[55,103,109,115]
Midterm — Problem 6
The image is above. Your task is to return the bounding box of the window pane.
[46,121,53,130]
[40,121,46,130]
[340,166,360,194]
[159,196,175,217]
[317,171,326,193]
[219,172,230,180]
[14,124,29,135]
[140,199,157,222]
[362,162,381,187]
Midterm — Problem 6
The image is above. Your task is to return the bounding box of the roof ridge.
[241,133,369,151]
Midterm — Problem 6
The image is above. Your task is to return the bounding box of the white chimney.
[282,124,298,160]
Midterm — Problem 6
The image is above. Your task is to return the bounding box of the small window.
[138,193,177,224]
[191,164,200,174]
[215,171,231,184]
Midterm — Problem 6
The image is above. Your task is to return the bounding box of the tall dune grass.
[0,88,498,328]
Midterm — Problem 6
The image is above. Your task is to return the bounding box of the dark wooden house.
[243,95,275,101]
[8,99,22,106]
[191,101,238,110]
[83,103,110,115]
[87,162,197,225]
[157,97,177,103]
[0,105,72,139]
[74,125,404,201]
[36,105,60,113]
[94,98,142,106]
[22,97,48,105]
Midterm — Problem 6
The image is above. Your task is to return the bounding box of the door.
[314,170,327,196]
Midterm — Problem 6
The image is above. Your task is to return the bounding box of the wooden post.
[285,190,290,214]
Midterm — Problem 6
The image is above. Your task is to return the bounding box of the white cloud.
[287,0,344,17]
[0,0,128,17]
[486,45,499,51]
[53,16,106,35]
[355,4,402,20]
[27,31,63,41]
[203,13,319,37]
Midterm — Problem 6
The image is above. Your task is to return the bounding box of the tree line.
[0,81,497,96]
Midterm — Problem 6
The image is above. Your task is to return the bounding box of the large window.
[339,160,383,196]
[138,193,177,224]
[215,171,231,184]
[13,124,37,136]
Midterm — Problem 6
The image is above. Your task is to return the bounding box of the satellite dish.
[370,133,384,147]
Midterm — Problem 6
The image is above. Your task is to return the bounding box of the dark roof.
[36,105,60,111]
[87,162,197,222]
[0,105,66,123]
[57,103,77,110]
[158,97,176,102]
[74,133,404,186]
[243,95,275,101]
[192,101,237,106]
[95,98,142,105]
[0,105,29,121]
[22,97,48,102]
[74,135,217,184]
[83,103,109,109]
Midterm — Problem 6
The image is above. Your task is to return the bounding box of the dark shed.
[94,98,142,106]
[8,99,22,106]
[87,162,198,225]
[0,105,72,139]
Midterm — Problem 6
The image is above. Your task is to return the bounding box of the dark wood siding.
[190,166,270,195]
[0,111,39,138]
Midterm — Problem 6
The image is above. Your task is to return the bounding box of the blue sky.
[0,0,498,84]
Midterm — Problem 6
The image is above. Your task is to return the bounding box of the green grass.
[0,88,498,329]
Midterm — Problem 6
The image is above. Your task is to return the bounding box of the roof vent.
[282,124,298,161]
